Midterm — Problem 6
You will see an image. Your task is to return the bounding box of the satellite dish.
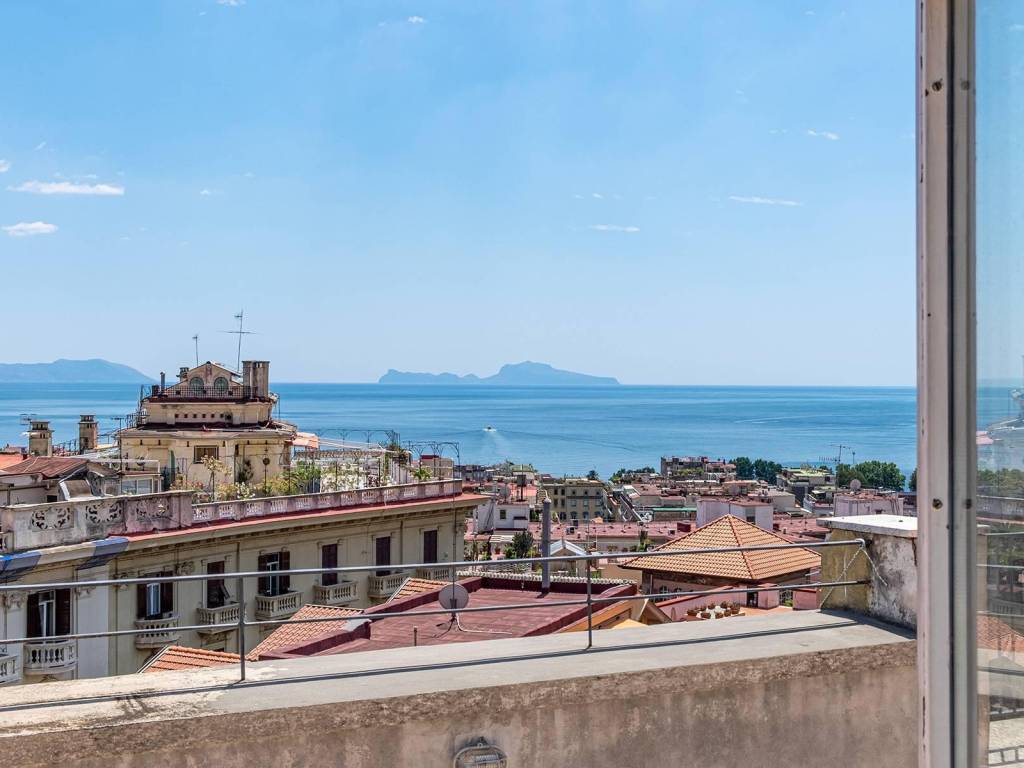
[850,479,862,492]
[438,583,469,611]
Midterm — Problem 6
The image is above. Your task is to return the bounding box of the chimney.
[160,371,166,392]
[28,420,53,457]
[178,366,189,382]
[243,360,270,399]
[541,498,552,591]
[78,415,98,452]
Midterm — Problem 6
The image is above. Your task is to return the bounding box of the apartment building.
[540,477,609,522]
[118,360,297,490]
[0,480,479,683]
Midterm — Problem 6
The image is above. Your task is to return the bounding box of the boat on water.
[483,426,496,432]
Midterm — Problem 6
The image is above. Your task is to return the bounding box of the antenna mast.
[192,334,200,367]
[220,311,257,373]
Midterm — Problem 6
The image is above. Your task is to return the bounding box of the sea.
[0,383,932,480]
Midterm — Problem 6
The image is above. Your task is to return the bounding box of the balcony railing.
[0,536,868,686]
[312,581,358,605]
[148,384,261,401]
[23,640,77,674]
[191,480,462,524]
[0,653,19,685]
[255,591,302,619]
[368,572,410,598]
[196,603,241,632]
[415,565,454,581]
[134,615,181,649]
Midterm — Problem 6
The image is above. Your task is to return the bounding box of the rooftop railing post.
[585,556,593,650]
[541,498,551,590]
[236,575,246,682]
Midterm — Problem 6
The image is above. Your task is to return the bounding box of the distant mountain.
[379,361,620,387]
[0,358,155,383]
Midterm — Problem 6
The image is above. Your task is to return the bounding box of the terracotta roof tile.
[142,645,240,673]
[622,515,820,582]
[389,577,448,602]
[0,456,89,479]
[250,604,363,658]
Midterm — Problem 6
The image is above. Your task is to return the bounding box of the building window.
[136,573,173,619]
[189,376,204,393]
[194,445,218,462]
[257,552,290,596]
[423,529,438,563]
[375,536,391,576]
[206,561,230,608]
[321,544,338,587]
[499,509,507,521]
[213,376,229,393]
[27,589,71,638]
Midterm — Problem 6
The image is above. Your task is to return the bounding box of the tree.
[200,456,230,500]
[504,530,534,561]
[732,457,754,480]
[586,469,599,481]
[838,460,906,491]
[412,466,432,482]
[752,459,783,484]
[909,468,918,492]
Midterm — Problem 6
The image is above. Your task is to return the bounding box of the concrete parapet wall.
[0,612,916,768]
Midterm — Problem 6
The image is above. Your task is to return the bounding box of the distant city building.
[776,467,836,507]
[696,496,774,532]
[833,491,906,517]
[660,455,735,481]
[540,477,609,522]
[118,360,297,490]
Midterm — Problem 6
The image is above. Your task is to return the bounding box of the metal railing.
[0,537,868,688]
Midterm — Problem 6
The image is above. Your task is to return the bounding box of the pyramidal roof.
[622,514,821,582]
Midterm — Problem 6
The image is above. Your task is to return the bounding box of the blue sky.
[0,1,915,385]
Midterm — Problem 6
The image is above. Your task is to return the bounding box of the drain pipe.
[541,498,551,591]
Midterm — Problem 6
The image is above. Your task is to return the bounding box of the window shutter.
[280,551,291,593]
[56,589,71,636]
[257,554,269,595]
[26,593,41,637]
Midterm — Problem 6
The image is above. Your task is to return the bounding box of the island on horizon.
[0,358,154,384]
[378,361,620,387]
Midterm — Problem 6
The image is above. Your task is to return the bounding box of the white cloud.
[3,221,58,237]
[9,180,125,196]
[591,192,604,199]
[807,129,840,141]
[243,171,255,178]
[589,224,640,233]
[1011,23,1024,31]
[0,159,8,173]
[34,141,46,151]
[199,188,213,196]
[729,195,802,207]
[805,10,816,16]
[217,0,245,5]
[407,15,426,23]
[573,194,584,199]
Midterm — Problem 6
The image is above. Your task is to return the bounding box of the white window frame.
[918,0,978,765]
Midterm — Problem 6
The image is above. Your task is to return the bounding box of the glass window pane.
[976,1,1024,757]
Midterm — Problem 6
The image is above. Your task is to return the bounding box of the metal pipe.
[541,498,551,590]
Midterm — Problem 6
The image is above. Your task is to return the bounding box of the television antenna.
[220,310,258,373]
[192,334,200,367]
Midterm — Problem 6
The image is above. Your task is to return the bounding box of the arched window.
[189,377,204,393]
[213,376,229,393]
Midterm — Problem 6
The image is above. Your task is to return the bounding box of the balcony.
[134,615,181,649]
[415,565,454,581]
[312,581,358,606]
[368,571,409,599]
[23,639,77,675]
[254,591,302,620]
[0,653,19,685]
[196,603,241,633]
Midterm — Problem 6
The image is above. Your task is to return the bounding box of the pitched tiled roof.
[142,645,240,673]
[388,577,448,602]
[621,515,820,582]
[0,456,89,479]
[250,604,363,657]
[978,613,1024,655]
